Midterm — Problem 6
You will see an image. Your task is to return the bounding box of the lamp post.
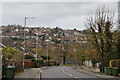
[0,47,2,79]
[61,44,64,65]
[0,2,2,79]
[45,40,50,66]
[21,47,25,71]
[36,33,38,62]
[23,17,34,70]
[61,32,65,65]
[0,28,2,79]
[0,49,2,79]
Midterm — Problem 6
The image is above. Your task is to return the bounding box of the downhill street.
[40,66,119,80]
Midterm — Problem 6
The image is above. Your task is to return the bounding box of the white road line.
[68,74,73,76]
[61,67,79,79]
[74,77,78,79]
[61,69,63,72]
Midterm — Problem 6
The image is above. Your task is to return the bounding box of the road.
[40,66,119,80]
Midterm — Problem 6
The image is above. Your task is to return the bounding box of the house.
[6,33,17,36]
[15,28,19,32]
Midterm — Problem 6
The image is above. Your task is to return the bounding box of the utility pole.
[47,43,48,65]
[45,40,50,66]
[36,33,38,62]
[62,44,64,65]
[23,17,27,71]
[61,32,64,65]
[0,2,2,79]
[0,29,2,79]
[23,17,34,71]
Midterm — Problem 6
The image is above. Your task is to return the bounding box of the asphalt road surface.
[40,66,119,80]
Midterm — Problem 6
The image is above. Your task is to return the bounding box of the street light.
[23,17,34,71]
[35,33,38,62]
[61,32,65,65]
[45,40,50,66]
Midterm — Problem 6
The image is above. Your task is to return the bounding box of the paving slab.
[74,66,120,79]
[14,68,41,80]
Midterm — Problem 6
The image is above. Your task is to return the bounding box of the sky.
[1,1,118,30]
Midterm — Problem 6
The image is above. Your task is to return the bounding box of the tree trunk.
[63,56,66,65]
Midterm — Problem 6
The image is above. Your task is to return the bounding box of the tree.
[52,27,59,33]
[2,47,23,66]
[112,31,120,59]
[51,39,61,44]
[86,6,115,72]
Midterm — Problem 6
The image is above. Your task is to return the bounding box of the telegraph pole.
[23,17,34,70]
[36,33,38,62]
[23,17,27,71]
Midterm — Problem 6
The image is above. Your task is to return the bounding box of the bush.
[41,56,50,60]
[43,60,59,66]
[2,46,23,65]
[25,55,35,59]
[32,58,44,66]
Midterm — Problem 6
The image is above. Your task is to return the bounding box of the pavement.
[81,66,100,72]
[14,68,41,80]
[74,66,120,79]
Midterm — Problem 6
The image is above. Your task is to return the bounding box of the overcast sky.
[1,2,118,30]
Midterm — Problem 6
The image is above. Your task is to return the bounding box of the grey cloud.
[2,2,117,30]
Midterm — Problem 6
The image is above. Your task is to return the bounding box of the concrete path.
[74,66,120,79]
[14,68,41,80]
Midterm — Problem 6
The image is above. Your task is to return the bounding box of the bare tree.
[85,6,115,72]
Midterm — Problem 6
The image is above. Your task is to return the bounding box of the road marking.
[74,77,78,79]
[68,74,73,76]
[61,67,79,79]
[61,68,65,73]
